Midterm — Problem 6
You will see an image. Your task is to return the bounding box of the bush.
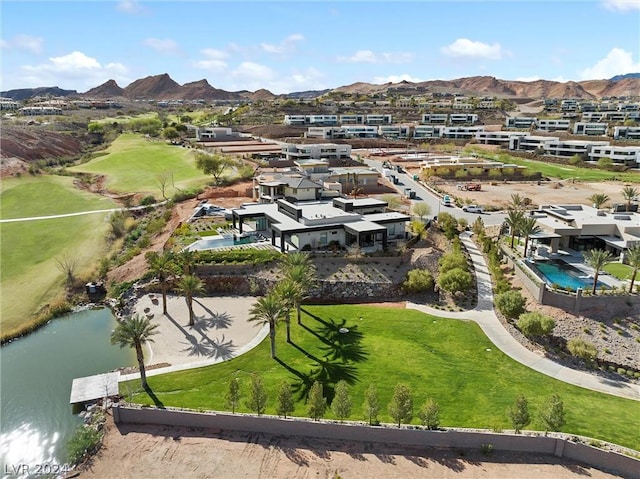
[438,252,468,272]
[567,338,598,361]
[495,290,526,319]
[139,195,157,206]
[66,425,102,465]
[402,269,435,294]
[517,311,555,337]
[437,268,473,294]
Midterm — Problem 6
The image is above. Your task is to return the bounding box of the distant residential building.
[589,145,640,167]
[475,131,528,147]
[476,99,496,109]
[536,119,571,132]
[378,125,411,139]
[342,125,378,138]
[441,126,485,139]
[339,114,365,125]
[0,98,20,110]
[613,126,640,140]
[365,114,392,125]
[305,127,347,140]
[282,143,351,161]
[449,113,478,125]
[19,106,62,115]
[505,117,537,129]
[573,122,608,136]
[413,125,445,139]
[421,113,448,124]
[544,139,609,158]
[196,127,243,141]
[561,99,578,112]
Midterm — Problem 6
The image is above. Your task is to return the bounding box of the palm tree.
[273,280,301,343]
[249,292,285,358]
[280,252,314,272]
[111,314,159,390]
[505,209,525,248]
[520,216,542,258]
[625,245,640,293]
[177,274,204,326]
[621,186,638,212]
[177,249,198,275]
[283,263,316,324]
[588,193,610,209]
[509,193,525,211]
[583,249,613,295]
[145,250,178,315]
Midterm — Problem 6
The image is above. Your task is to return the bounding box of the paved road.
[407,231,640,402]
[363,158,506,227]
[0,202,167,223]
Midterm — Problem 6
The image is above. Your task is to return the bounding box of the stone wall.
[113,405,640,479]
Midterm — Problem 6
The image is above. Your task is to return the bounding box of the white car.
[462,205,484,214]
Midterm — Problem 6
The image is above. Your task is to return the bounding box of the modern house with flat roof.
[531,204,640,258]
[342,125,379,138]
[449,113,478,125]
[282,143,352,161]
[231,197,410,252]
[573,122,608,136]
[543,139,610,158]
[505,117,537,129]
[421,113,448,124]
[339,114,365,124]
[378,125,411,139]
[588,145,640,167]
[536,119,571,132]
[441,126,485,139]
[413,125,445,139]
[305,127,347,140]
[613,126,640,141]
[475,131,528,147]
[196,127,244,141]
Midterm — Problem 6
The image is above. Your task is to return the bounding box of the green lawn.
[92,112,158,125]
[125,305,640,451]
[484,152,640,183]
[603,262,637,281]
[0,176,116,336]
[68,133,209,195]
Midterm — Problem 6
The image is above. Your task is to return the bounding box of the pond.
[0,308,135,476]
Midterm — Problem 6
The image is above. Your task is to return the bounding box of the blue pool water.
[188,235,254,251]
[528,259,605,291]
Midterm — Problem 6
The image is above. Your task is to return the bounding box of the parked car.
[442,195,452,207]
[462,205,484,213]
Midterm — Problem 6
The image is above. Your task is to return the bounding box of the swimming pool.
[187,235,255,251]
[527,259,605,292]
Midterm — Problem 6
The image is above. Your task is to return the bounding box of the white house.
[365,114,393,125]
[505,117,537,129]
[378,125,411,139]
[421,113,448,124]
[449,114,478,125]
[342,125,379,138]
[536,119,571,132]
[442,126,485,139]
[573,122,608,136]
[588,145,640,167]
[613,126,640,141]
[282,143,351,161]
[413,125,445,139]
[475,131,528,147]
[339,114,365,125]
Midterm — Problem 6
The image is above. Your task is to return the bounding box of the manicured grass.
[0,176,116,336]
[603,263,637,282]
[125,305,640,451]
[484,152,640,183]
[68,133,209,195]
[92,112,158,125]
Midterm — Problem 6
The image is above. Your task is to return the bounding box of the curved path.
[407,231,640,401]
[0,201,167,223]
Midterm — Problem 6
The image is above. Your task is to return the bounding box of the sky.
[1,0,639,94]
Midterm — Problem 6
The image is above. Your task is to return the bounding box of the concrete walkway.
[407,231,640,402]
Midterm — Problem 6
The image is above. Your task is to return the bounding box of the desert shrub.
[438,252,468,272]
[402,269,435,293]
[495,290,526,319]
[139,195,157,206]
[437,268,473,294]
[517,311,555,337]
[66,425,102,465]
[567,338,598,361]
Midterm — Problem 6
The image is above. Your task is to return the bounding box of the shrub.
[437,268,473,294]
[66,425,102,465]
[517,311,555,337]
[438,252,468,272]
[402,269,435,294]
[480,443,494,455]
[495,290,527,319]
[567,338,598,361]
[139,195,157,206]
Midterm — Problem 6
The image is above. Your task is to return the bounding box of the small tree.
[539,394,565,434]
[331,380,352,422]
[195,152,233,186]
[625,245,640,293]
[162,126,180,142]
[418,398,440,430]
[276,380,295,418]
[225,377,241,414]
[362,384,381,425]
[621,186,639,212]
[495,290,527,320]
[307,381,327,421]
[55,251,80,286]
[412,202,431,221]
[246,374,268,415]
[410,219,427,240]
[437,212,458,240]
[508,394,531,434]
[517,311,555,337]
[388,383,413,427]
[588,193,610,209]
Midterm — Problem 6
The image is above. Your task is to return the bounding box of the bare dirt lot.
[78,415,624,479]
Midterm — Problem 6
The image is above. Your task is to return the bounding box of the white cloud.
[143,38,180,55]
[441,38,504,60]
[193,48,229,72]
[20,51,129,90]
[232,62,276,83]
[116,0,144,14]
[601,0,640,11]
[373,74,426,84]
[260,34,304,55]
[2,34,43,55]
[579,48,640,80]
[338,50,414,64]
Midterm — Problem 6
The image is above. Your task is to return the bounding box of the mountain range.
[2,73,639,102]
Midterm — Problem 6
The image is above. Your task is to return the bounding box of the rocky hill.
[0,86,78,101]
[83,79,127,99]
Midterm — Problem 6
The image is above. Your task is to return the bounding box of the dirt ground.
[77,414,624,479]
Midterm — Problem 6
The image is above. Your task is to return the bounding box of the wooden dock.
[70,372,120,405]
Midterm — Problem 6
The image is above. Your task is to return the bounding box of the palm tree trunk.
[630,268,638,293]
[186,296,194,326]
[269,322,276,358]
[296,303,302,324]
[161,282,167,315]
[592,273,599,295]
[285,312,291,343]
[524,237,530,257]
[510,232,516,248]
[135,343,148,389]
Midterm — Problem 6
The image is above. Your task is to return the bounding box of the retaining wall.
[113,405,640,478]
